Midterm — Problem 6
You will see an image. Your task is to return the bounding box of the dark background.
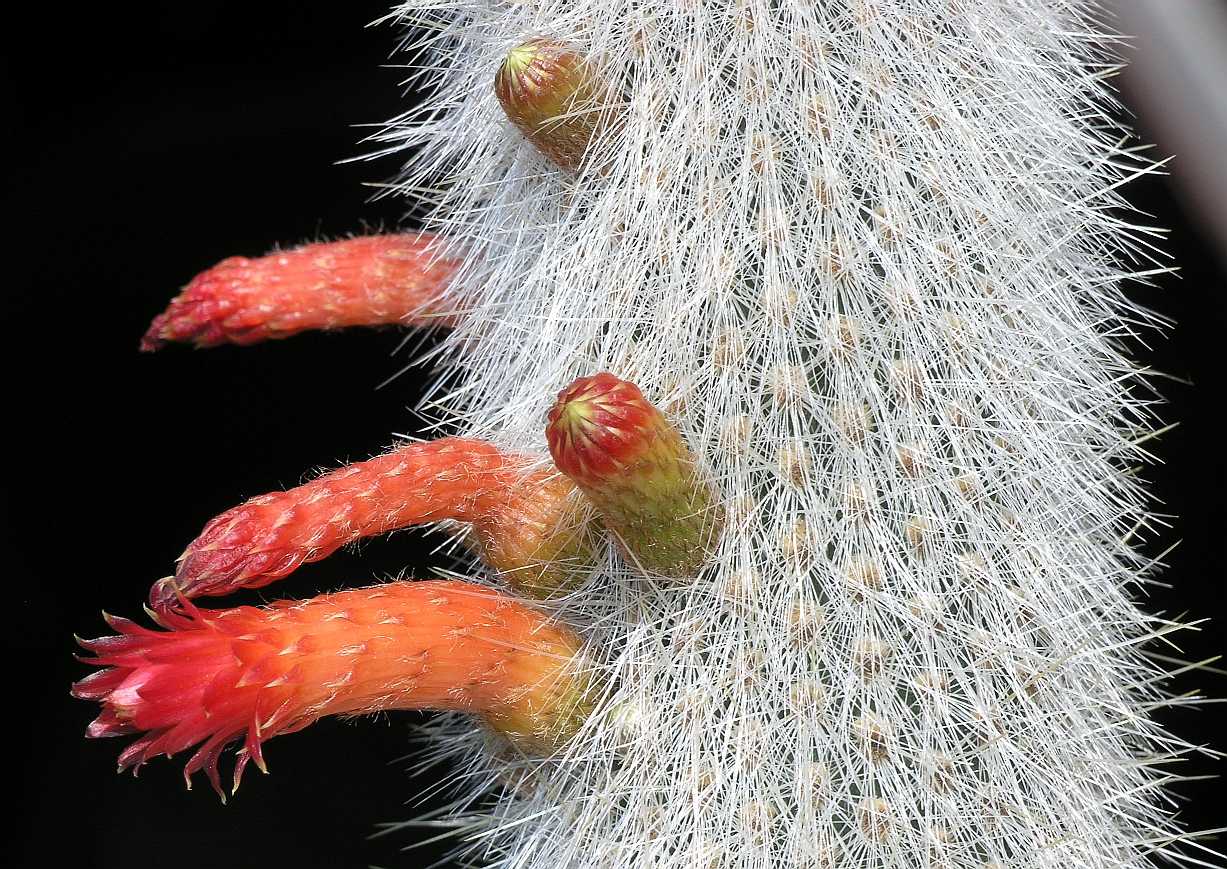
[5,2,1225,867]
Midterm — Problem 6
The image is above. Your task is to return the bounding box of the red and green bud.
[74,581,593,798]
[546,373,724,578]
[494,38,621,173]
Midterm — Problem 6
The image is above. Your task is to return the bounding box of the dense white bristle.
[375,1,1210,867]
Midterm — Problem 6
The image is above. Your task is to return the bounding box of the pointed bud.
[140,234,458,351]
[546,373,723,578]
[494,38,620,173]
[74,581,593,798]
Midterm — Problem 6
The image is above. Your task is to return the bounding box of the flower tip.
[545,394,597,468]
[548,371,625,419]
[546,372,652,481]
[502,41,540,75]
[138,320,168,352]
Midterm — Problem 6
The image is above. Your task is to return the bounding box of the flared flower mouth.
[74,582,592,799]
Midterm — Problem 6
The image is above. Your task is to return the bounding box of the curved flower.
[153,438,597,610]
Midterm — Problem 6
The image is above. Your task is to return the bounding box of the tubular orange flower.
[546,373,723,578]
[140,234,458,350]
[151,438,596,610]
[74,581,592,798]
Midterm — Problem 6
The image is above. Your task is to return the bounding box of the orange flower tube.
[74,581,592,799]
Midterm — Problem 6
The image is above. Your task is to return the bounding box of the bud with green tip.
[494,38,620,173]
[545,372,723,578]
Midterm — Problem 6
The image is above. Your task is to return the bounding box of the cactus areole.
[73,3,1215,869]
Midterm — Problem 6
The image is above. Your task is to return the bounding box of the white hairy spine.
[379,2,1201,867]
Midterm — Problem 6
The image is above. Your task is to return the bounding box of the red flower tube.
[140,234,458,350]
[152,438,596,610]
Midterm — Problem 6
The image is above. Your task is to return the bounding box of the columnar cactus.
[74,2,1215,868]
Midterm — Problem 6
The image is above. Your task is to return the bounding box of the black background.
[5,3,1225,867]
